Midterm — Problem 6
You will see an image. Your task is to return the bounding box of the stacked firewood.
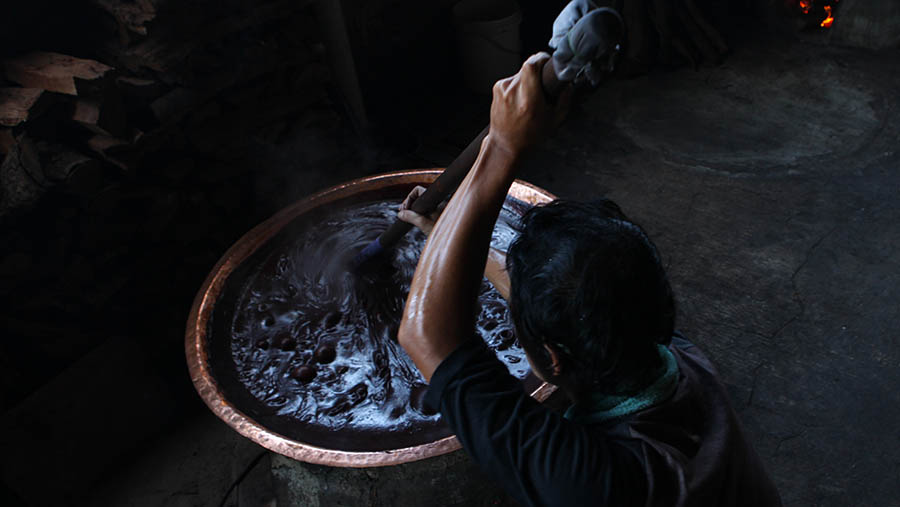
[0,0,342,413]
[1,53,118,215]
[0,0,334,221]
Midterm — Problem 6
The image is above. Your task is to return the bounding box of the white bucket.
[452,0,523,94]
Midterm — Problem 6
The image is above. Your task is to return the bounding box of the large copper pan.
[185,169,557,468]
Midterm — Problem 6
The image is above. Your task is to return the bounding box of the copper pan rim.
[185,169,558,467]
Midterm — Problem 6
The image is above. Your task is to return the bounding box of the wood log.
[87,134,133,170]
[87,134,129,155]
[72,96,128,138]
[0,139,44,218]
[0,88,55,127]
[8,98,78,146]
[72,100,102,131]
[112,77,164,132]
[149,87,200,125]
[0,136,106,219]
[90,0,157,44]
[34,140,104,195]
[0,128,14,157]
[115,76,165,102]
[1,52,114,96]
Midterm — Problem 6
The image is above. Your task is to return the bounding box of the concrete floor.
[526,40,900,506]
[89,38,899,506]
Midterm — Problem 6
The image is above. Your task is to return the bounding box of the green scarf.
[563,344,680,424]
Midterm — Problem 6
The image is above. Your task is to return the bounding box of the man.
[396,52,782,506]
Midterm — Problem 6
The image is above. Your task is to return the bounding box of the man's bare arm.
[398,53,559,381]
[397,189,510,301]
[397,137,518,380]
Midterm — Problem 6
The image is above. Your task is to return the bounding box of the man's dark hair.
[506,199,675,396]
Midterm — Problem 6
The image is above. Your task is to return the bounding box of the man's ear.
[543,343,564,377]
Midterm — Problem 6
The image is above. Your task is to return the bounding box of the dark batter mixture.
[227,200,530,442]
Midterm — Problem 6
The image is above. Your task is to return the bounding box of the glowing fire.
[820,5,834,27]
[799,0,838,29]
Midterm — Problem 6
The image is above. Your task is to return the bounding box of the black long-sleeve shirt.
[424,334,782,507]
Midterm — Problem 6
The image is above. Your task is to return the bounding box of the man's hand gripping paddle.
[351,0,624,271]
